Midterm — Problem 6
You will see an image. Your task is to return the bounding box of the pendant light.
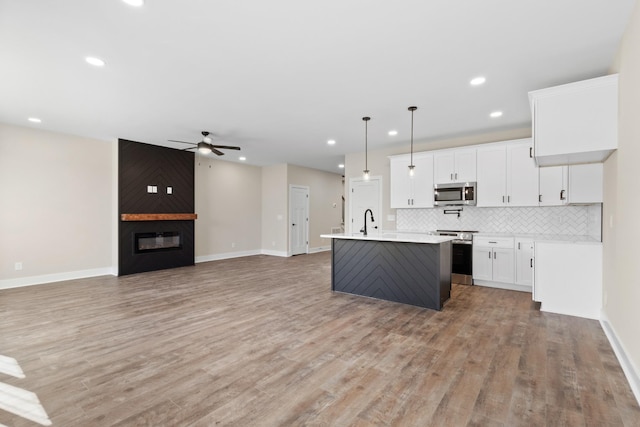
[362,116,371,181]
[408,106,417,177]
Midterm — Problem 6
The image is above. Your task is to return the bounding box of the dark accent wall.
[118,139,195,275]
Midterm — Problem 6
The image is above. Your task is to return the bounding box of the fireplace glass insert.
[134,232,182,253]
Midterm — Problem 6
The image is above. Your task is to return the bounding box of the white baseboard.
[195,250,262,263]
[260,249,289,257]
[473,280,532,293]
[0,267,115,290]
[600,312,640,406]
[309,246,331,254]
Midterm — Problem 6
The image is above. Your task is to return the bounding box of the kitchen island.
[320,232,454,310]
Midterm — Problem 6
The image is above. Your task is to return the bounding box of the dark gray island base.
[327,235,452,311]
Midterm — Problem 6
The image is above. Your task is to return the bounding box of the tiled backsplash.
[396,205,602,239]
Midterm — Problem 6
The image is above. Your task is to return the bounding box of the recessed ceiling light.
[327,139,336,145]
[28,117,42,123]
[122,0,144,6]
[239,156,246,161]
[490,111,503,118]
[85,56,105,67]
[470,76,486,86]
[388,130,398,136]
[338,164,345,169]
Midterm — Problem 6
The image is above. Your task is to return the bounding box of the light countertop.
[474,232,601,244]
[320,232,455,244]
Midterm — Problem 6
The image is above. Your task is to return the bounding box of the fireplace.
[135,231,182,253]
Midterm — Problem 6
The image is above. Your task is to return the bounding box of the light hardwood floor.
[0,252,638,426]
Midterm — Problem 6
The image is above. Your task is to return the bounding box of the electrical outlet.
[14,262,22,271]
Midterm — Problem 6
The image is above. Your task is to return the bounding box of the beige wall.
[287,164,343,250]
[195,157,262,258]
[603,0,640,382]
[261,164,289,255]
[344,127,531,231]
[0,123,113,284]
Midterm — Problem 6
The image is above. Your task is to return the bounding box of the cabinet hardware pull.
[489,241,497,244]
[539,194,542,203]
[508,195,510,203]
[529,147,533,158]
[502,196,505,203]
[488,252,491,259]
[494,251,496,259]
[530,258,533,268]
[560,189,566,200]
[518,242,521,250]
[408,199,410,205]
[450,173,453,181]
[455,173,458,180]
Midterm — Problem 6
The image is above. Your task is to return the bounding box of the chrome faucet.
[361,209,375,235]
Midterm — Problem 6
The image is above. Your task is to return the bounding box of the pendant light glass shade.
[362,116,371,181]
[408,106,417,177]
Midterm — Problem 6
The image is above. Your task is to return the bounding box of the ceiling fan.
[169,131,241,156]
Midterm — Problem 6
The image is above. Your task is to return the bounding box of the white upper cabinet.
[529,74,618,166]
[476,145,507,207]
[568,163,603,204]
[506,140,539,207]
[389,153,434,209]
[476,139,538,207]
[433,148,476,184]
[538,166,568,206]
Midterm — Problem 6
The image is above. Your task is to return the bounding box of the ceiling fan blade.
[211,147,225,156]
[211,145,241,150]
[168,139,196,145]
[182,147,196,151]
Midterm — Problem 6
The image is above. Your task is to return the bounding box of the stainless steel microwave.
[434,182,477,206]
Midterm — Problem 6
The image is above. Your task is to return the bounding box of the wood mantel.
[120,213,197,221]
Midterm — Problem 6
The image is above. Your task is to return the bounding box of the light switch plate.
[167,186,173,194]
[147,185,153,193]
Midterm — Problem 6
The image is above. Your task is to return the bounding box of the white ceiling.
[0,0,635,173]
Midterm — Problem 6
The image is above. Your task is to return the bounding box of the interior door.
[289,185,309,255]
[349,177,381,234]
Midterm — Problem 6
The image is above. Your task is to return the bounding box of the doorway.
[348,177,382,234]
[289,185,309,255]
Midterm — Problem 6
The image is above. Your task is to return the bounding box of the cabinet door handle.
[455,173,458,180]
[488,241,497,244]
[411,199,414,205]
[560,189,566,200]
[494,251,496,259]
[529,147,533,158]
[450,173,453,181]
[539,194,542,203]
[530,258,533,268]
[508,195,510,203]
[408,198,411,205]
[518,242,521,250]
[502,196,505,203]
[488,252,491,259]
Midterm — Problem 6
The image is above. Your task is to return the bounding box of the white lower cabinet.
[515,239,534,287]
[472,236,515,286]
[534,242,602,319]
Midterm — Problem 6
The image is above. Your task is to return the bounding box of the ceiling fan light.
[197,142,212,154]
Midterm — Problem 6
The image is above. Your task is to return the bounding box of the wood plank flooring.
[0,252,638,426]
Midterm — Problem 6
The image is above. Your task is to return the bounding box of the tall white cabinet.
[476,139,538,207]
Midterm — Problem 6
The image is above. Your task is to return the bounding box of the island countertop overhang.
[320,232,456,244]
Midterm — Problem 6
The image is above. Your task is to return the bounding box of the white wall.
[261,164,289,256]
[195,156,262,261]
[603,0,640,400]
[0,123,113,288]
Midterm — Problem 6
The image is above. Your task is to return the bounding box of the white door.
[493,247,515,284]
[454,149,477,182]
[472,247,493,281]
[289,185,309,255]
[412,154,434,208]
[349,177,381,234]
[515,239,534,286]
[434,152,455,184]
[389,156,412,208]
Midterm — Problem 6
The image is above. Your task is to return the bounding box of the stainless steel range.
[436,229,478,285]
